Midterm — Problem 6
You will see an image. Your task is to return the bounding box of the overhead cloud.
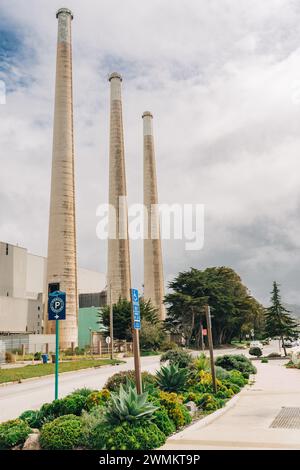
[1,0,300,306]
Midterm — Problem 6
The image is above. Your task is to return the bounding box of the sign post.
[205,305,217,394]
[48,291,66,400]
[130,288,142,394]
[109,283,114,360]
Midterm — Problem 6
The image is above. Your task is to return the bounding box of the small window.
[38,306,40,311]
[37,314,40,319]
[5,244,8,255]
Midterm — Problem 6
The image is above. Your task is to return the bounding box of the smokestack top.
[56,8,73,19]
[142,111,153,119]
[108,72,122,82]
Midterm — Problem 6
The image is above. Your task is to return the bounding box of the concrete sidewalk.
[162,359,300,450]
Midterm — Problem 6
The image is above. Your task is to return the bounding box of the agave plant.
[106,384,158,424]
[156,363,189,392]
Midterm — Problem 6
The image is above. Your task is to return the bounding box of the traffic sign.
[48,290,66,401]
[106,336,111,344]
[131,289,140,329]
[202,328,207,336]
[131,288,139,305]
[48,291,66,321]
[130,288,142,394]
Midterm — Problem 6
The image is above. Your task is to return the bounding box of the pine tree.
[265,281,298,355]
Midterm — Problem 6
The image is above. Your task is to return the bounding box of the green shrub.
[106,384,158,424]
[139,319,166,351]
[153,407,176,436]
[40,415,82,450]
[194,353,210,371]
[261,358,269,363]
[160,340,178,352]
[224,382,240,394]
[0,419,31,449]
[197,393,224,412]
[72,387,94,398]
[158,391,191,429]
[38,393,87,424]
[215,354,256,378]
[59,394,87,415]
[215,366,230,381]
[87,421,166,450]
[141,350,160,356]
[105,370,156,392]
[156,363,189,392]
[5,352,16,363]
[34,352,42,361]
[85,389,110,410]
[183,391,204,407]
[249,347,262,357]
[19,410,41,428]
[267,352,281,358]
[80,406,105,448]
[160,349,192,369]
[228,370,247,387]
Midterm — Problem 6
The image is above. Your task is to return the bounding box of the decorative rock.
[23,431,41,451]
[185,401,198,416]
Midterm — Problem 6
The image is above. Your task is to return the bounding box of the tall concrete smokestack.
[46,8,78,347]
[143,111,165,320]
[107,73,131,304]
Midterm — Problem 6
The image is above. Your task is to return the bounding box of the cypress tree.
[265,281,298,355]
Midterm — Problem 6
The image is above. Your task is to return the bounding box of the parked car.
[284,339,299,348]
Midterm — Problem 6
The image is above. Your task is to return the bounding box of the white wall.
[0,297,28,332]
[26,253,45,299]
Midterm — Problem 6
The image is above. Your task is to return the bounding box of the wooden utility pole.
[205,305,217,393]
[130,289,142,394]
[109,283,114,360]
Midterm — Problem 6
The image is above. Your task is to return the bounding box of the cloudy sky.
[1,0,300,306]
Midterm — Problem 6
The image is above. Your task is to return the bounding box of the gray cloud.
[1,0,300,306]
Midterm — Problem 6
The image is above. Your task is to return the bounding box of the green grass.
[0,359,122,384]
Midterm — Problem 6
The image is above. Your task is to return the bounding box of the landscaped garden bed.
[0,350,255,450]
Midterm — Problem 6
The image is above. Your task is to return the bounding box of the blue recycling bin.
[42,354,48,364]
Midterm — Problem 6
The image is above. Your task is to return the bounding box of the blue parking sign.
[131,289,141,329]
[48,291,66,321]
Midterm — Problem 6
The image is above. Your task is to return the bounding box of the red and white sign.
[202,329,207,336]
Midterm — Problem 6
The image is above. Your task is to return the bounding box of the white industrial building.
[0,241,106,335]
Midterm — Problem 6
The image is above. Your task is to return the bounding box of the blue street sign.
[131,288,139,305]
[48,291,66,321]
[131,289,141,329]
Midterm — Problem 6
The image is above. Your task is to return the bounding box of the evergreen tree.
[98,297,159,341]
[265,281,298,356]
[164,267,264,346]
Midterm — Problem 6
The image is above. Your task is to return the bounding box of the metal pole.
[130,291,142,394]
[205,305,217,393]
[109,283,114,360]
[55,319,59,400]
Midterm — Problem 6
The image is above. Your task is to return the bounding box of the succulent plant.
[156,363,189,392]
[106,384,158,424]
